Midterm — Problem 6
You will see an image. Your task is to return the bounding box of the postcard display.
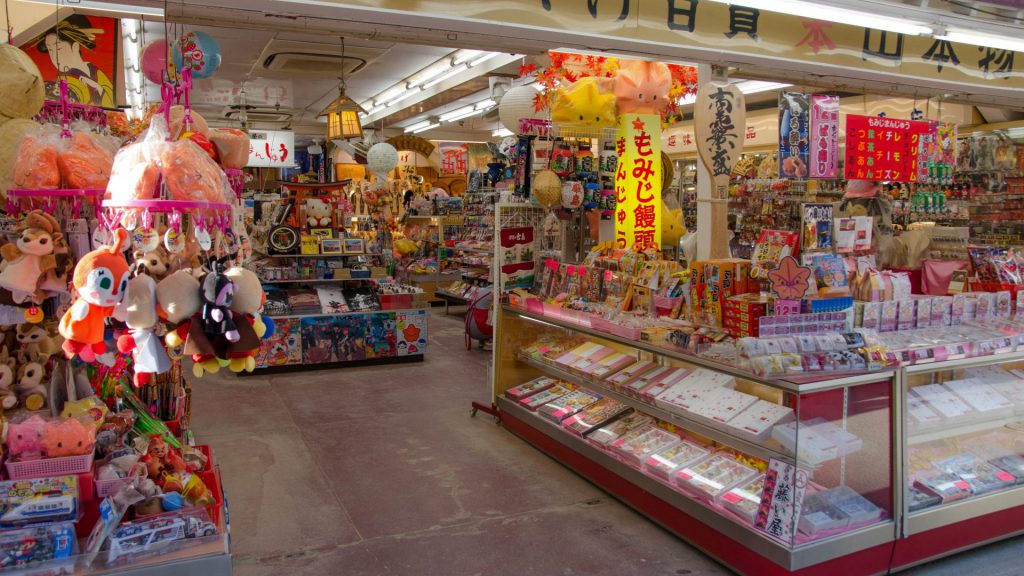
[491,303,1024,574]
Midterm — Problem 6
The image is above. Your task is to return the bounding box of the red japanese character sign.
[613,113,662,252]
[844,114,930,182]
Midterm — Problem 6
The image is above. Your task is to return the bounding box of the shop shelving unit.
[491,304,1024,575]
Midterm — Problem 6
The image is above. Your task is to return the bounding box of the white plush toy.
[305,198,332,227]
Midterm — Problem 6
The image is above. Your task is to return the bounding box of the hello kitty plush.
[0,211,62,304]
[59,228,131,363]
[305,198,332,227]
[7,415,46,460]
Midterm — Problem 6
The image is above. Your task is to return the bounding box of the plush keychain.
[0,211,62,304]
[222,266,266,373]
[117,274,172,386]
[59,228,131,363]
[15,360,47,410]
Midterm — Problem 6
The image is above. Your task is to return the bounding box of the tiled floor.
[192,310,1024,576]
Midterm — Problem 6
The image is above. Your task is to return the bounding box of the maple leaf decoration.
[768,256,811,300]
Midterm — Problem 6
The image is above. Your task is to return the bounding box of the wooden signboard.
[694,81,745,259]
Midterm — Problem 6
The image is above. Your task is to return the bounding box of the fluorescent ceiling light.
[474,99,497,110]
[469,53,499,67]
[404,120,435,133]
[735,81,793,95]
[365,104,386,116]
[705,0,932,36]
[423,64,469,89]
[453,50,484,65]
[408,59,456,87]
[411,123,440,134]
[22,0,163,16]
[442,109,485,123]
[938,30,1024,53]
[383,86,423,107]
[492,128,514,138]
[373,86,405,107]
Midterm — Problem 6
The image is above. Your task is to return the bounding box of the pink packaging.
[976,293,994,320]
[897,300,916,331]
[951,294,966,325]
[606,361,658,388]
[996,291,1012,318]
[862,302,882,330]
[880,300,898,332]
[620,366,676,398]
[915,298,932,329]
[931,296,951,326]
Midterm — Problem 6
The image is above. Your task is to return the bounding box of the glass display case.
[493,305,898,575]
[902,352,1024,537]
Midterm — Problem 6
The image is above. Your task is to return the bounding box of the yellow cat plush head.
[661,206,686,248]
[615,60,672,115]
[551,77,617,128]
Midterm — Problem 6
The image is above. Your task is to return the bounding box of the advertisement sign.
[438,142,469,175]
[917,121,958,183]
[614,113,663,251]
[809,94,840,179]
[844,115,930,182]
[779,92,810,178]
[248,130,296,168]
[498,226,535,292]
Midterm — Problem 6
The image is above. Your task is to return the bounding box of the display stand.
[491,302,1024,574]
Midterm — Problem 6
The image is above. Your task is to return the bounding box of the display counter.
[493,304,1024,575]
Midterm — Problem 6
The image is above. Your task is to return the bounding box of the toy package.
[0,475,78,527]
[105,507,217,566]
[0,521,76,571]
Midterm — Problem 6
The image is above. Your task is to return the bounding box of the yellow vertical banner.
[614,113,663,252]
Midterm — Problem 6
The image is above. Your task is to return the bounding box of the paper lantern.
[561,181,583,209]
[366,143,398,177]
[532,170,561,209]
[498,85,541,134]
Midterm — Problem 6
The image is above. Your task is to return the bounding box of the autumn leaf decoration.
[523,51,696,119]
[768,256,812,300]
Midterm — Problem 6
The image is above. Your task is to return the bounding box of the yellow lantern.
[320,85,364,141]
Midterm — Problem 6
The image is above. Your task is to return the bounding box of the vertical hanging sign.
[613,113,663,252]
[809,94,840,179]
[845,115,930,182]
[778,92,810,179]
[694,81,745,259]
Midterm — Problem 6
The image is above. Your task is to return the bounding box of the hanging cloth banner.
[779,91,810,179]
[844,114,930,182]
[809,94,840,179]
[614,113,663,252]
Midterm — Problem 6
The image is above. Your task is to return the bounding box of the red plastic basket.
[6,452,94,480]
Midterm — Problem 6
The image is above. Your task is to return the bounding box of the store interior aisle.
[192,310,1023,576]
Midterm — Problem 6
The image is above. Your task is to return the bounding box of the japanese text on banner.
[809,94,839,179]
[845,115,930,182]
[614,113,662,252]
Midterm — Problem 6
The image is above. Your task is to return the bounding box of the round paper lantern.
[498,85,542,134]
[561,181,583,209]
[142,41,171,84]
[172,31,222,80]
[366,143,399,177]
[532,170,562,209]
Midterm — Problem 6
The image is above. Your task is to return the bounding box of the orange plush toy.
[58,228,131,363]
[614,60,672,115]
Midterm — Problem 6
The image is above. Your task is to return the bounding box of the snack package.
[11,129,61,189]
[674,453,759,500]
[160,139,233,203]
[721,474,765,524]
[587,412,654,448]
[59,130,114,189]
[107,119,168,201]
[644,440,711,480]
[612,426,681,467]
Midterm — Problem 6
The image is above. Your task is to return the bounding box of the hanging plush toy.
[15,360,46,411]
[0,211,62,304]
[222,266,266,373]
[117,274,172,387]
[199,260,239,343]
[15,323,61,364]
[551,77,617,128]
[59,228,131,363]
[614,60,672,115]
[0,347,16,409]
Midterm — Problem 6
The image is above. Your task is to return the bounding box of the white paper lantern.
[561,181,583,209]
[366,142,398,176]
[499,85,542,134]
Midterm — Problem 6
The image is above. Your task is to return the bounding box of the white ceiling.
[139,22,514,144]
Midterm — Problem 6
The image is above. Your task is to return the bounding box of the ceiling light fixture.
[411,122,441,134]
[453,50,484,65]
[423,64,469,89]
[705,0,932,35]
[318,37,365,141]
[441,108,485,123]
[492,128,514,138]
[383,86,424,107]
[469,53,499,67]
[937,29,1024,53]
[404,120,435,133]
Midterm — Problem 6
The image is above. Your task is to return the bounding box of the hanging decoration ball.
[142,41,172,84]
[172,31,222,80]
[498,85,542,134]
[561,181,584,210]
[532,170,562,209]
[366,143,399,177]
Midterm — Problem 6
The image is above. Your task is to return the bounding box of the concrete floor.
[192,310,1024,576]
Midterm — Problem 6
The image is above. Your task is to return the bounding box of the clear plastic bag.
[107,117,169,201]
[160,138,232,203]
[59,131,115,189]
[11,125,62,189]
